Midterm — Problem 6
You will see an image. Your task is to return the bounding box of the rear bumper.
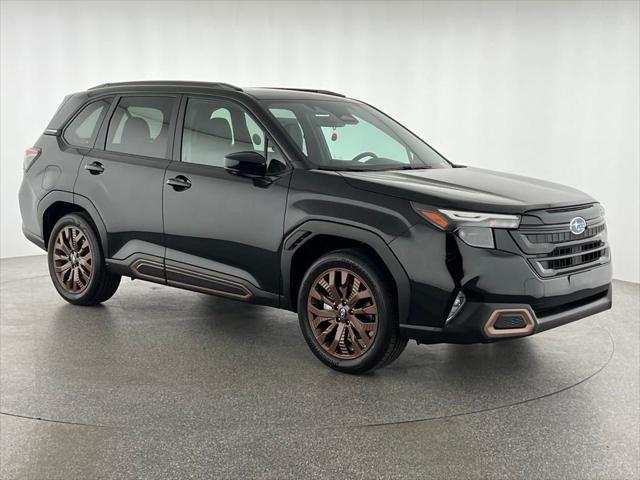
[22,224,46,250]
[400,285,612,344]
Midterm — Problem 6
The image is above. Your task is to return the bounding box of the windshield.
[260,99,451,171]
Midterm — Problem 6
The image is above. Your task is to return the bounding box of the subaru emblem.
[569,216,587,235]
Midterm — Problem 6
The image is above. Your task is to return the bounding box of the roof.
[87,81,351,101]
[243,87,348,101]
[89,80,242,92]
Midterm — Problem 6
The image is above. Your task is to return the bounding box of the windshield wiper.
[317,165,433,172]
[372,165,433,171]
[317,166,366,172]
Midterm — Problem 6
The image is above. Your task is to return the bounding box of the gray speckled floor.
[1,256,638,479]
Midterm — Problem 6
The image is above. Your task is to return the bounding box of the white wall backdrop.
[1,0,638,282]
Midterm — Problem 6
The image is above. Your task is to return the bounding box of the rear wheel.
[47,213,120,305]
[297,249,408,374]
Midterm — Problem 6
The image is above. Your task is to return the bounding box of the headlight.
[438,209,521,229]
[412,204,521,249]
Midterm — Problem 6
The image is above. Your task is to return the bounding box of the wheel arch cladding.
[39,192,108,255]
[282,220,411,324]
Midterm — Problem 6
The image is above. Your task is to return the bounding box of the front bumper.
[390,221,613,344]
[400,286,612,344]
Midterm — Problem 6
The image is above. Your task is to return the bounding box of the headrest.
[194,109,213,128]
[122,117,150,144]
[285,122,304,149]
[206,117,232,140]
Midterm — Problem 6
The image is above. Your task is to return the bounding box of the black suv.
[19,81,612,373]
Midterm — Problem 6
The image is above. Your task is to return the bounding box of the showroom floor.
[1,255,638,479]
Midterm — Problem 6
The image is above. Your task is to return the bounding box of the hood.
[339,167,595,214]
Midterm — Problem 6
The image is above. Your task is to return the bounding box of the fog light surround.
[484,308,535,338]
[446,291,466,323]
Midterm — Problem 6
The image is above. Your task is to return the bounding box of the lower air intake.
[494,314,527,330]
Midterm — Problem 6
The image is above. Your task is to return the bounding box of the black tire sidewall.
[47,213,105,304]
[297,251,396,373]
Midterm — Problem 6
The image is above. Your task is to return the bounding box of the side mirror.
[224,151,267,177]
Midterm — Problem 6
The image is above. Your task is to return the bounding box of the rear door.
[162,96,291,299]
[74,94,179,276]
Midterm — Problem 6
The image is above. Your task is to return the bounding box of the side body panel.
[162,93,294,299]
[19,135,88,246]
[280,169,420,323]
[73,94,180,261]
[75,150,169,259]
[163,162,291,295]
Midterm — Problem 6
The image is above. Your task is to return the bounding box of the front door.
[162,96,291,299]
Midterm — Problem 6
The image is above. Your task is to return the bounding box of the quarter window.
[63,99,111,147]
[106,96,175,158]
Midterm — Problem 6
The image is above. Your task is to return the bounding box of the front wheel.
[47,213,121,305]
[297,249,408,374]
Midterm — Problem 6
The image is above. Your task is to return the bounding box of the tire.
[47,212,121,306]
[297,248,408,374]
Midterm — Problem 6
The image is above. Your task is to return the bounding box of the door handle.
[167,175,192,191]
[84,161,104,175]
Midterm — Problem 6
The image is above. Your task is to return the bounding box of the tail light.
[23,147,41,172]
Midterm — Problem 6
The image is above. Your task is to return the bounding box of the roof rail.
[88,81,242,91]
[262,87,346,98]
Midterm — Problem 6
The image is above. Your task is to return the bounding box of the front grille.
[538,241,607,271]
[526,224,605,244]
[512,214,609,277]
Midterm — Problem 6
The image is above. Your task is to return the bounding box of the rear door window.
[63,98,111,147]
[106,96,176,158]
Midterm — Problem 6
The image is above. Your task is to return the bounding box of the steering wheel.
[351,152,378,163]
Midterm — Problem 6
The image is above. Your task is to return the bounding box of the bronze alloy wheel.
[307,268,379,359]
[52,225,93,293]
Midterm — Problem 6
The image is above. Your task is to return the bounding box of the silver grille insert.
[526,223,605,244]
[512,217,609,277]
